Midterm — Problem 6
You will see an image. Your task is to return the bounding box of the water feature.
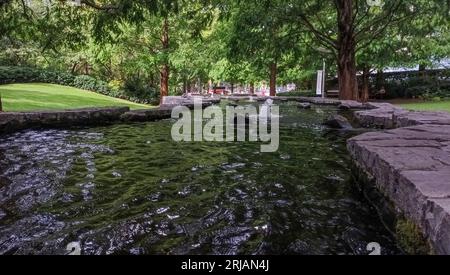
[0,101,402,255]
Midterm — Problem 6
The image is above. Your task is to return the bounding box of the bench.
[326,90,339,98]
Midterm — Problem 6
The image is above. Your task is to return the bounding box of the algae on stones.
[396,219,433,255]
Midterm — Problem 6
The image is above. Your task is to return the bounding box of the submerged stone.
[298,103,312,109]
[324,114,353,130]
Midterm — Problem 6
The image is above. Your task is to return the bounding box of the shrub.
[0,66,40,84]
[382,76,450,100]
[56,73,76,86]
[0,66,76,86]
[72,75,98,91]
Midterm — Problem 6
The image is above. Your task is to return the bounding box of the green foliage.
[383,76,450,99]
[396,219,432,255]
[0,66,155,104]
[0,66,41,83]
[1,0,450,102]
[0,66,76,85]
[72,75,99,91]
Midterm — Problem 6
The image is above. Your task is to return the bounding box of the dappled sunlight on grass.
[0,83,155,112]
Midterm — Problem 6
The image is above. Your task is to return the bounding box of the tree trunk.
[159,18,170,103]
[376,69,384,90]
[186,81,191,94]
[361,66,370,103]
[71,62,78,74]
[269,62,277,97]
[0,94,3,112]
[182,79,187,94]
[336,0,358,101]
[198,78,202,93]
[419,64,426,79]
[250,83,255,95]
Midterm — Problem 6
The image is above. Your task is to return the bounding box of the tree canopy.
[1,0,449,102]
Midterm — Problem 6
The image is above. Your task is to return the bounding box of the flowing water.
[0,102,402,255]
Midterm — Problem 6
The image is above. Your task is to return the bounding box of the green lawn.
[0,83,153,112]
[397,100,450,113]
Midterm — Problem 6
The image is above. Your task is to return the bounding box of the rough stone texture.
[396,111,450,127]
[355,102,450,129]
[324,114,353,130]
[0,96,221,135]
[120,101,215,122]
[298,102,312,109]
[120,109,172,122]
[349,105,450,254]
[294,97,342,106]
[161,96,219,110]
[0,107,129,135]
[338,100,367,110]
[226,96,251,101]
[354,103,408,129]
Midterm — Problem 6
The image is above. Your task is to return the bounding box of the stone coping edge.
[0,101,214,135]
[348,103,450,254]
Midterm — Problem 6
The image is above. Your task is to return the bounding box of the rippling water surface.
[0,102,401,255]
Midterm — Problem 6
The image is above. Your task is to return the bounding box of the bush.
[123,78,159,104]
[72,75,98,91]
[0,66,76,85]
[0,66,40,84]
[382,76,450,100]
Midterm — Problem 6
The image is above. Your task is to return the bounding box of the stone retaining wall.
[348,103,450,254]
[0,99,217,135]
[354,102,450,129]
[0,107,130,134]
[0,107,174,135]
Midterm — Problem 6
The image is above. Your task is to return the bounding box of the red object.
[208,87,229,95]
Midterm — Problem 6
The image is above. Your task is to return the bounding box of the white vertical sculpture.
[316,70,324,96]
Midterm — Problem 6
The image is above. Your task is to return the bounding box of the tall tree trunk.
[187,81,191,94]
[419,64,426,79]
[361,65,370,103]
[182,79,187,94]
[0,93,3,112]
[71,62,78,74]
[159,18,170,103]
[269,62,277,97]
[376,69,384,90]
[198,78,202,93]
[336,0,358,101]
[250,82,255,95]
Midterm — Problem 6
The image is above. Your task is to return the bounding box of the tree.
[79,0,215,102]
[355,2,450,101]
[225,0,298,96]
[285,0,450,100]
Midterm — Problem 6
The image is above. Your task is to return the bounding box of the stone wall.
[348,103,450,254]
[0,97,220,135]
[161,96,220,107]
[354,102,450,129]
[0,107,130,134]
